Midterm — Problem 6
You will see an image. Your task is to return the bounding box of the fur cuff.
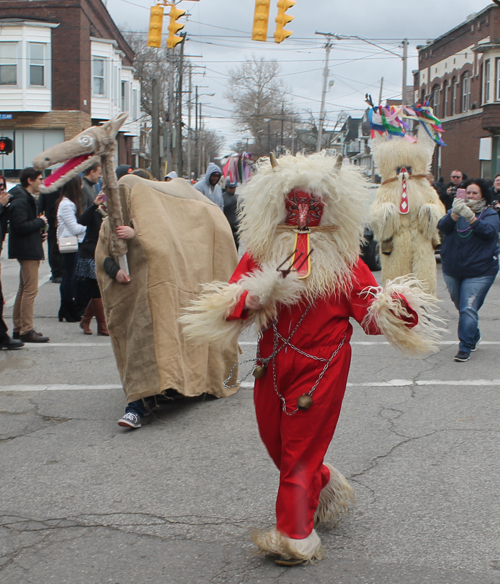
[179,282,244,348]
[362,276,445,355]
[417,203,443,239]
[239,265,304,329]
[252,528,324,563]
[370,202,399,242]
[314,463,356,528]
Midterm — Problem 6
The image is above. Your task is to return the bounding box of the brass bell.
[253,366,267,379]
[297,394,313,410]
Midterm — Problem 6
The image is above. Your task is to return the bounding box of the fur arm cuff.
[370,202,399,242]
[417,203,444,239]
[362,276,445,356]
[180,266,305,348]
[179,282,245,348]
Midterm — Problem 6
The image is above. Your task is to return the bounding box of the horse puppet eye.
[79,135,93,147]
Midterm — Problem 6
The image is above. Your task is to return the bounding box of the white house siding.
[0,22,54,112]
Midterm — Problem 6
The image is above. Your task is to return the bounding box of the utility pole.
[187,63,192,181]
[176,34,186,176]
[281,103,284,151]
[401,38,408,105]
[151,77,160,179]
[315,32,337,152]
[378,77,384,106]
[167,49,175,175]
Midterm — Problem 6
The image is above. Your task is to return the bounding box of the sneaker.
[117,412,141,429]
[471,332,481,352]
[454,351,470,362]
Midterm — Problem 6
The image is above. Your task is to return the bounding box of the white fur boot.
[314,463,356,528]
[252,528,324,565]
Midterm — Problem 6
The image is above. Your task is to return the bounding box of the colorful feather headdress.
[366,94,446,147]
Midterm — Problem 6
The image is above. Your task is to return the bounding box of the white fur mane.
[238,152,371,298]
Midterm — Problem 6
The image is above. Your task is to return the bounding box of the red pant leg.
[254,342,352,540]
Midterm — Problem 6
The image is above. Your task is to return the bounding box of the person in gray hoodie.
[194,163,224,210]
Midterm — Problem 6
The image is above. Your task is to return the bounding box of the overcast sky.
[107,0,494,152]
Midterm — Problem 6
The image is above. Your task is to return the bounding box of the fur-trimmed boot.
[80,300,95,335]
[314,463,356,528]
[252,528,324,565]
[93,298,109,336]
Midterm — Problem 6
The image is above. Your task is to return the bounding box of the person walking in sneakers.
[8,168,49,343]
[438,178,499,362]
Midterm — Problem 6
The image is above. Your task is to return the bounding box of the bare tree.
[123,31,170,125]
[226,57,299,156]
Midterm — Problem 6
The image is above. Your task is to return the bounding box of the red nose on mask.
[285,190,324,229]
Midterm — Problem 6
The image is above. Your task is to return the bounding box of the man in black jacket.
[8,168,50,343]
[0,177,24,349]
[434,170,466,211]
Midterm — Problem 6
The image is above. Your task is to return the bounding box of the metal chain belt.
[224,299,348,415]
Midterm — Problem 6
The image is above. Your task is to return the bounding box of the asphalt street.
[1,249,500,584]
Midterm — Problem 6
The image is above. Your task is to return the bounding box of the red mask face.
[285,190,324,229]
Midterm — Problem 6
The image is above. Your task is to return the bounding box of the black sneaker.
[454,351,470,362]
[118,412,142,429]
[471,332,481,352]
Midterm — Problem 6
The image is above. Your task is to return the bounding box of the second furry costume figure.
[181,152,442,565]
[369,104,446,294]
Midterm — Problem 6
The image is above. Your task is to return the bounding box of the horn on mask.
[270,152,279,171]
[334,154,343,171]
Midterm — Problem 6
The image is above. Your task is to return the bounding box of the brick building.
[415,4,500,181]
[0,0,141,175]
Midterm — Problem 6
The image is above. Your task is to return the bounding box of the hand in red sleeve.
[391,293,418,328]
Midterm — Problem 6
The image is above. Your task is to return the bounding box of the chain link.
[224,300,347,415]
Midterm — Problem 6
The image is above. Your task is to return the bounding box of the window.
[462,72,471,112]
[451,77,458,115]
[121,80,129,112]
[29,43,45,86]
[132,88,138,120]
[0,42,18,85]
[442,80,449,117]
[496,58,500,101]
[432,84,440,118]
[484,59,491,103]
[92,58,106,96]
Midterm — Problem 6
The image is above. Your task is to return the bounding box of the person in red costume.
[181,152,443,566]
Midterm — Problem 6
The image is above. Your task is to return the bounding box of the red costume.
[181,152,442,565]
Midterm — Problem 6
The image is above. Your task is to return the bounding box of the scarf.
[466,199,486,214]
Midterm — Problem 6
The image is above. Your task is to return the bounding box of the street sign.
[0,114,13,120]
[0,137,14,155]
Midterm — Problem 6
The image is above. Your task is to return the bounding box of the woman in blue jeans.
[438,178,499,362]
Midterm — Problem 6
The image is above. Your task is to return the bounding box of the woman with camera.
[438,178,499,362]
[56,176,86,322]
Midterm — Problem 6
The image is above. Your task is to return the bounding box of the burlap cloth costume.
[96,174,239,403]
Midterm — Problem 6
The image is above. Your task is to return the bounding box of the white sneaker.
[118,412,141,429]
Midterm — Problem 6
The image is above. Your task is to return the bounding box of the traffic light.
[0,137,13,155]
[147,5,164,48]
[167,4,186,49]
[252,0,271,42]
[274,0,295,43]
